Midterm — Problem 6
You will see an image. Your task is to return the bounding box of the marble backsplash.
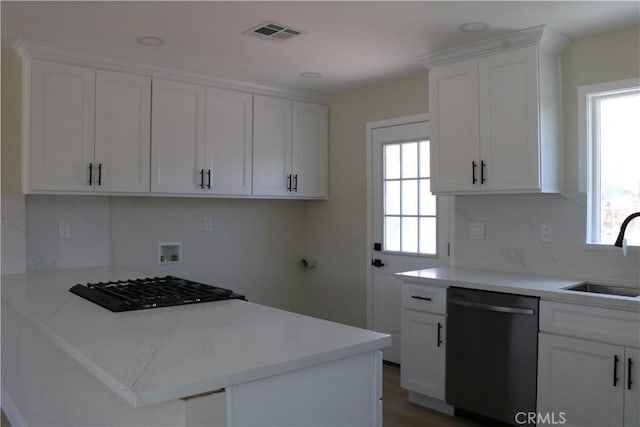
[25,195,111,270]
[454,193,640,285]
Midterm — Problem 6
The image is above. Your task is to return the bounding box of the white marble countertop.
[1,267,390,408]
[396,267,640,312]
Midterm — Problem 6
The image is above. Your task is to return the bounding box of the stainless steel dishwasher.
[446,287,539,425]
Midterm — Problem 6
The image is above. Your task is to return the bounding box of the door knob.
[371,259,385,268]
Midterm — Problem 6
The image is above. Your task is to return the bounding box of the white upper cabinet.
[292,101,328,198]
[429,60,479,193]
[24,52,327,199]
[151,79,253,196]
[204,87,253,196]
[94,70,151,193]
[421,25,568,194]
[252,95,293,197]
[30,61,151,193]
[151,78,206,194]
[30,60,95,191]
[253,95,328,198]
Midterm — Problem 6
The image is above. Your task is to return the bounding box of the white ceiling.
[2,1,639,95]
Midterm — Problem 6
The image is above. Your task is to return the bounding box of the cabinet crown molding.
[417,25,569,70]
[9,38,329,104]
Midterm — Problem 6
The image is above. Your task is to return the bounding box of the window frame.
[578,78,640,249]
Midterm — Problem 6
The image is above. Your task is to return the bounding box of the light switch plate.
[540,224,553,242]
[469,222,485,240]
[58,221,71,239]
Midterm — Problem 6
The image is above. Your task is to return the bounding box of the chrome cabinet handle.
[199,169,204,189]
[449,299,535,315]
[287,174,292,192]
[207,169,212,189]
[481,160,486,184]
[97,163,102,186]
[437,322,443,347]
[88,163,93,186]
[613,355,620,387]
[628,358,633,390]
[411,296,432,301]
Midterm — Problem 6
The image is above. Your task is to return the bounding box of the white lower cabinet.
[400,283,447,402]
[538,333,624,426]
[400,310,446,400]
[538,301,640,427]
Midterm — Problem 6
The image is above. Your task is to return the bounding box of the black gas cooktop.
[69,276,245,312]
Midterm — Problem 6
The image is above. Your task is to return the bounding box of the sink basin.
[563,282,640,298]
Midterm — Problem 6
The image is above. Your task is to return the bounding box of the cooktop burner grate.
[70,276,245,312]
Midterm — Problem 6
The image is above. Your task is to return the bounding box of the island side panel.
[1,301,193,427]
[226,350,383,427]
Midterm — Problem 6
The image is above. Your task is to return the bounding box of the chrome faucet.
[614,212,640,247]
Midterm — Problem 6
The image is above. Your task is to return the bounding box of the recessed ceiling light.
[136,36,165,46]
[300,72,322,79]
[458,22,489,33]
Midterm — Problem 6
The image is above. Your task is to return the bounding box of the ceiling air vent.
[243,21,305,42]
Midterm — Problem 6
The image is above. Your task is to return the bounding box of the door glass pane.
[401,142,418,178]
[419,140,430,177]
[401,179,418,215]
[419,217,437,254]
[385,181,400,215]
[419,179,436,216]
[402,217,418,252]
[385,144,400,179]
[385,217,401,251]
[382,140,438,255]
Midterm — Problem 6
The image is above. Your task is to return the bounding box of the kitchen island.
[1,267,390,426]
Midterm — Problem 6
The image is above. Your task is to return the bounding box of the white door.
[151,78,205,194]
[94,70,151,193]
[291,101,328,198]
[479,46,540,191]
[538,333,624,427]
[368,118,450,363]
[204,87,253,196]
[30,60,95,191]
[252,95,292,196]
[625,348,639,427]
[429,59,479,193]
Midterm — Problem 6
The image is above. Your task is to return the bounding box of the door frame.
[365,113,455,329]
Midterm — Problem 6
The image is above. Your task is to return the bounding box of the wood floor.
[383,364,484,427]
[1,365,482,427]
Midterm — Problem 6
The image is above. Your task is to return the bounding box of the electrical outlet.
[469,222,485,240]
[540,224,552,242]
[58,221,71,239]
[204,217,213,232]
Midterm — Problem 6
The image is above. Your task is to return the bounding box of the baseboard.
[408,390,454,416]
[1,385,26,427]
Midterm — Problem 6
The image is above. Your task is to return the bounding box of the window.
[582,79,640,245]
[383,140,437,254]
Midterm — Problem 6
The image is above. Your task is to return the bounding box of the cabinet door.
[400,311,445,400]
[151,79,205,194]
[478,46,540,191]
[204,87,252,195]
[30,60,95,191]
[538,333,624,427]
[429,59,479,193]
[94,70,151,193]
[291,101,328,198]
[252,95,292,196]
[625,348,639,427]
